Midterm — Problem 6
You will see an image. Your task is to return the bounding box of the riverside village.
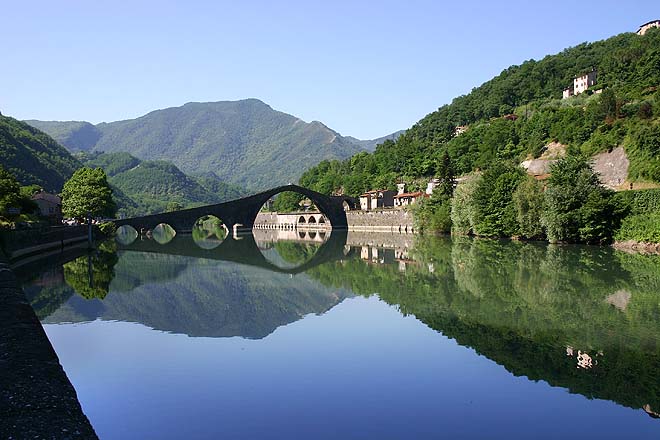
[1,9,660,439]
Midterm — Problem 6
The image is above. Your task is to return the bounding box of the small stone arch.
[308,231,317,239]
[115,225,138,245]
[298,216,307,223]
[318,217,326,224]
[308,216,317,224]
[298,231,307,239]
[153,223,176,245]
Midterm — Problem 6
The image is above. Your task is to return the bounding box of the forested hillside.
[0,114,81,191]
[300,29,660,195]
[78,152,245,216]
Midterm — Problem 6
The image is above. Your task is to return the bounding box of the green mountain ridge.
[0,113,81,191]
[25,99,401,190]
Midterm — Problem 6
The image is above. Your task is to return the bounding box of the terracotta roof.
[32,192,61,204]
[394,191,427,198]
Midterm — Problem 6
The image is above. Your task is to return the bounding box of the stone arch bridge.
[114,184,357,233]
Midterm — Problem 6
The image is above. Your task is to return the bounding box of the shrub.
[615,212,660,243]
[414,194,452,234]
[612,188,660,215]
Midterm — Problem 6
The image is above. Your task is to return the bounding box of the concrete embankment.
[0,257,98,438]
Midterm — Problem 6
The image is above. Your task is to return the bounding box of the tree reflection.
[306,237,660,415]
[192,215,227,249]
[63,241,118,300]
[258,240,323,270]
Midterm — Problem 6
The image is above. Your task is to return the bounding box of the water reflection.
[152,223,176,244]
[115,225,138,245]
[192,215,227,249]
[18,232,660,426]
[254,229,327,270]
[305,237,660,417]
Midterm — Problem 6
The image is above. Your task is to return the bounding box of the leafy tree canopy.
[62,167,116,219]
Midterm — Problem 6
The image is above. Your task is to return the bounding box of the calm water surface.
[18,231,660,439]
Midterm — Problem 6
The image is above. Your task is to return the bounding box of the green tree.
[0,165,22,216]
[166,201,184,212]
[541,156,622,243]
[436,151,456,197]
[472,162,525,237]
[451,174,481,235]
[61,167,116,219]
[272,191,304,212]
[513,176,545,239]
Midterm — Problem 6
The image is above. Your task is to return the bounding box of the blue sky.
[1,0,657,139]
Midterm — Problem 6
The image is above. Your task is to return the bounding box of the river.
[17,230,660,439]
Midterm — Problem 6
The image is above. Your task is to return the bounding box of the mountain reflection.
[19,232,660,417]
[305,236,660,418]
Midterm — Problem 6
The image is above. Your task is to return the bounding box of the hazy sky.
[1,0,657,138]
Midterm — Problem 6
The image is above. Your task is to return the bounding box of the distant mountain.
[24,120,101,153]
[344,129,406,152]
[26,99,391,190]
[78,152,245,215]
[0,113,81,191]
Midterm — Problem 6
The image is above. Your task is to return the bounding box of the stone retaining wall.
[0,225,91,261]
[346,209,415,233]
[256,209,415,233]
[0,260,98,438]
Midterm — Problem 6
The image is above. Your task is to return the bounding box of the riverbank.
[0,257,97,438]
[0,225,91,261]
[613,240,660,254]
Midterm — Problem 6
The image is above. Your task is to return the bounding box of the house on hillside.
[32,191,62,223]
[562,68,597,99]
[574,69,597,95]
[394,191,428,207]
[453,125,468,137]
[637,20,660,35]
[359,189,396,210]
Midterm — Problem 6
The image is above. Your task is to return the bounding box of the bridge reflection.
[117,229,351,275]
